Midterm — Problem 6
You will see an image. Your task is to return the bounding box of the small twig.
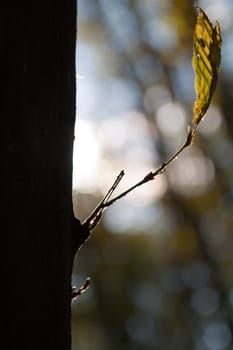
[72,277,91,300]
[82,125,197,232]
[83,170,125,231]
[102,126,196,208]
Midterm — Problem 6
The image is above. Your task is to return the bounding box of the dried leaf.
[192,7,222,125]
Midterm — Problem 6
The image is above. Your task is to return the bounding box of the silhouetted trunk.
[1,1,79,349]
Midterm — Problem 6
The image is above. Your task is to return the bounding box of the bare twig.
[83,170,125,231]
[102,126,195,208]
[82,126,197,232]
[72,277,91,300]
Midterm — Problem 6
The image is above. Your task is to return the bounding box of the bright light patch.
[73,120,100,192]
[94,110,167,206]
[168,147,215,196]
[203,322,232,350]
[198,106,223,136]
[156,102,187,137]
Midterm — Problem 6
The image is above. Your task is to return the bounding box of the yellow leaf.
[192,7,222,125]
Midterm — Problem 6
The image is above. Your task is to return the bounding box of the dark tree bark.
[1,1,81,349]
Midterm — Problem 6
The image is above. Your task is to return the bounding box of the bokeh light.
[72,1,233,349]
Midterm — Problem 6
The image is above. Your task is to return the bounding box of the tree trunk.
[1,1,79,349]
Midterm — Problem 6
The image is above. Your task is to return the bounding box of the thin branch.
[71,277,91,300]
[82,126,196,232]
[103,126,195,208]
[83,170,125,231]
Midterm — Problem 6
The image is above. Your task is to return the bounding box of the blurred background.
[72,0,233,349]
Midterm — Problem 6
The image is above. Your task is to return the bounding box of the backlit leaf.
[192,7,222,125]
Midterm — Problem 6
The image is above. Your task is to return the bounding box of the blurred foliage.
[72,0,233,349]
